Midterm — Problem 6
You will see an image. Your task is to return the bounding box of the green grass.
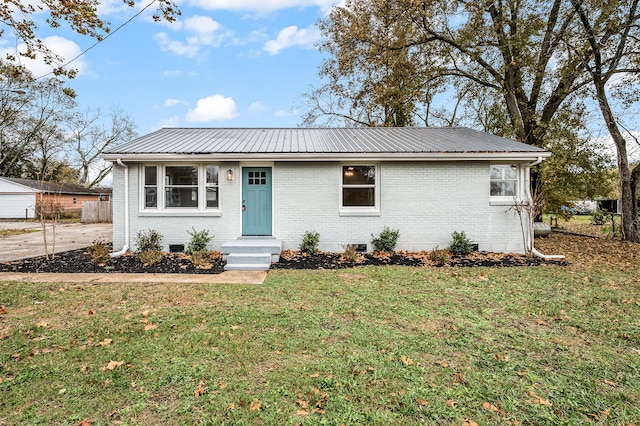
[1,265,639,425]
[0,228,40,237]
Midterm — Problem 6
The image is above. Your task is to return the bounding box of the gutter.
[524,156,565,260]
[110,159,129,258]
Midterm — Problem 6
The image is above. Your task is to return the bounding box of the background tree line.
[302,0,640,242]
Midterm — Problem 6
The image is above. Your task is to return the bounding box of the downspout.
[110,159,129,258]
[524,156,565,260]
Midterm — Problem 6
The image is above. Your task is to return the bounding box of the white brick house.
[103,127,550,263]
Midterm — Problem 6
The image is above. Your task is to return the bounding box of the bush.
[371,226,400,254]
[139,249,164,265]
[186,227,213,256]
[88,239,111,265]
[135,229,164,265]
[342,244,362,263]
[428,246,451,265]
[135,229,163,253]
[590,208,610,225]
[300,231,320,254]
[449,231,474,256]
[190,251,212,268]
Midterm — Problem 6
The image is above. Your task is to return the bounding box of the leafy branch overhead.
[0,0,180,78]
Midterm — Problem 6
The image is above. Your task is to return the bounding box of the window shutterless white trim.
[339,163,381,216]
[489,164,520,205]
[138,163,221,215]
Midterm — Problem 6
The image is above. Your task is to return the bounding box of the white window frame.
[489,164,519,205]
[139,163,221,216]
[339,163,381,216]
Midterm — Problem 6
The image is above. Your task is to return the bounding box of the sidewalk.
[0,270,267,284]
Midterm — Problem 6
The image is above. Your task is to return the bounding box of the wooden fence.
[81,201,113,223]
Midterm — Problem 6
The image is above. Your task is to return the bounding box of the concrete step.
[221,238,283,262]
[224,253,272,271]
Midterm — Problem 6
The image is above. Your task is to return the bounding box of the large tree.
[306,0,640,240]
[567,0,640,241]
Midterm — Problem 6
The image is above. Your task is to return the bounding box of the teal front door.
[242,167,272,236]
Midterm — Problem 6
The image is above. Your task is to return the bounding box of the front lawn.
[1,257,639,424]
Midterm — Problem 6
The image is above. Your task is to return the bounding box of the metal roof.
[0,177,111,195]
[103,127,549,161]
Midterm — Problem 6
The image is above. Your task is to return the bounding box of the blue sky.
[4,0,343,134]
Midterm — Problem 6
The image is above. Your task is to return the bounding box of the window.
[341,165,378,211]
[206,165,219,208]
[144,166,157,208]
[141,164,220,211]
[490,165,518,197]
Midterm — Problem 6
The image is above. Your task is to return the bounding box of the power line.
[36,0,159,80]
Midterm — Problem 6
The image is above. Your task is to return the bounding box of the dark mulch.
[0,246,564,275]
[0,248,226,275]
[272,250,562,270]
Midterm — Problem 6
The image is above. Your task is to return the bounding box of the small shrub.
[135,229,163,253]
[449,231,473,256]
[428,246,451,265]
[590,208,610,225]
[342,244,363,263]
[300,231,320,254]
[186,227,213,255]
[136,229,164,265]
[139,249,163,266]
[371,226,400,254]
[190,251,212,268]
[88,239,111,265]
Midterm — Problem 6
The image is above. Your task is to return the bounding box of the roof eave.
[102,151,551,162]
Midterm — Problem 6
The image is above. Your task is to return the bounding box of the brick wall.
[112,160,529,254]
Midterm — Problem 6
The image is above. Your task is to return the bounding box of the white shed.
[0,177,38,219]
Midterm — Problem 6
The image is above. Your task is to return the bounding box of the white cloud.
[249,101,267,114]
[263,25,321,55]
[186,95,239,121]
[165,98,189,107]
[154,15,230,57]
[0,36,86,78]
[188,0,339,13]
[275,109,298,117]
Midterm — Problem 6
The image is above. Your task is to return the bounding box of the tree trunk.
[595,83,640,242]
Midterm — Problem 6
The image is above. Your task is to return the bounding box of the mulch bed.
[0,244,568,275]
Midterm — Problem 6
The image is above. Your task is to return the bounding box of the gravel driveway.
[0,221,112,262]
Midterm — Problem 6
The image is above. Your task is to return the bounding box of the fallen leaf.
[536,319,547,326]
[310,372,320,378]
[604,379,619,387]
[77,420,93,426]
[482,402,499,412]
[103,360,124,371]
[144,323,158,331]
[36,321,49,328]
[435,360,449,367]
[446,399,457,407]
[228,403,235,410]
[0,305,7,314]
[296,409,308,416]
[401,355,414,366]
[526,391,552,407]
[249,399,261,411]
[88,309,94,315]
[218,382,227,390]
[462,419,479,426]
[97,338,113,346]
[416,398,429,406]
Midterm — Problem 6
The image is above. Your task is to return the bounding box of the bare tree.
[68,107,137,188]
